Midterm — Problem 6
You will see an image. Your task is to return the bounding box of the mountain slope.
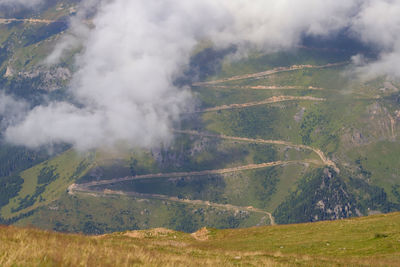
[0,2,400,234]
[4,49,400,233]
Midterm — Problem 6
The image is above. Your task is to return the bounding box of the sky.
[2,0,400,150]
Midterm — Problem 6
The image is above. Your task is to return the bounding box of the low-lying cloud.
[0,92,28,130]
[4,0,400,150]
[350,0,400,79]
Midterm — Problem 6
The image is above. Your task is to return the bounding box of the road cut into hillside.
[68,129,338,227]
[69,185,277,225]
[200,95,326,112]
[68,62,340,228]
[175,130,339,172]
[0,18,55,24]
[195,85,324,90]
[68,160,323,227]
[70,160,320,189]
[192,62,347,86]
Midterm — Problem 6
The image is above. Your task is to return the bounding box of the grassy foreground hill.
[1,212,400,266]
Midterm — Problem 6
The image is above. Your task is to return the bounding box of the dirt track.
[68,63,341,226]
[68,128,338,226]
[201,96,325,112]
[192,62,347,86]
[69,147,324,226]
[70,186,276,225]
[196,85,324,90]
[0,18,55,24]
[175,130,338,171]
[71,160,318,189]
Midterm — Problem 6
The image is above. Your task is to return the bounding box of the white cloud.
[349,0,400,79]
[0,92,28,130]
[5,0,400,150]
[45,0,103,65]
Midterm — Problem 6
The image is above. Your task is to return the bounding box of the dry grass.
[124,228,174,239]
[191,227,210,241]
[2,212,400,266]
[0,226,282,266]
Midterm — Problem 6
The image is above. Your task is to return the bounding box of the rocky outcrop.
[4,66,72,91]
[273,168,357,224]
[311,169,356,221]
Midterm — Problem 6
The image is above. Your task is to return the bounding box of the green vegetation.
[216,49,350,79]
[0,3,399,235]
[274,168,357,224]
[345,141,400,201]
[0,150,94,220]
[0,145,50,210]
[203,104,294,141]
[6,48,398,232]
[0,145,49,178]
[0,175,23,208]
[15,192,267,234]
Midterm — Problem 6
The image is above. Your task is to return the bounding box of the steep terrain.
[0,1,400,234]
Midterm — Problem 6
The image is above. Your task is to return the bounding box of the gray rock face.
[4,66,72,91]
[294,107,306,123]
[312,169,356,221]
[274,168,358,224]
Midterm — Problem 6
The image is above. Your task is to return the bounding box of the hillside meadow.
[1,212,400,266]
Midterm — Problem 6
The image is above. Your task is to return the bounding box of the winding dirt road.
[201,95,325,113]
[71,160,319,189]
[0,18,55,24]
[69,114,338,226]
[196,85,324,90]
[175,130,338,171]
[69,186,276,225]
[68,128,336,227]
[70,161,318,226]
[68,63,340,226]
[192,62,347,87]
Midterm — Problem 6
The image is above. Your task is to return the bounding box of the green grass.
[128,135,317,173]
[345,141,400,203]
[266,163,311,211]
[0,22,62,72]
[206,212,400,264]
[1,150,94,219]
[216,48,351,79]
[202,102,305,144]
[193,86,327,109]
[219,66,350,91]
[15,192,267,234]
[100,163,319,211]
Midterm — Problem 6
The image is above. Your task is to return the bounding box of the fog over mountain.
[4,0,400,150]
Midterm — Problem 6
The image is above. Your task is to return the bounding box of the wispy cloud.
[0,92,28,130]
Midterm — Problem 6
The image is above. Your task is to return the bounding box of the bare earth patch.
[125,228,174,239]
[191,227,210,241]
